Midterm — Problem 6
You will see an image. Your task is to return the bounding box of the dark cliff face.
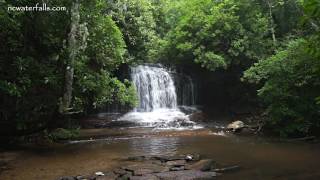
[168,61,260,115]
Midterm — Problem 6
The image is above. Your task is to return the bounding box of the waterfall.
[119,64,202,130]
[181,76,196,106]
[131,65,177,112]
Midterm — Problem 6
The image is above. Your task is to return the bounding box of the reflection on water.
[130,137,179,156]
[1,129,320,180]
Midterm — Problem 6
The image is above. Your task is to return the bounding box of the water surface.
[1,128,320,180]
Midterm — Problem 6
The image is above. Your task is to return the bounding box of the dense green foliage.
[243,0,320,136]
[0,0,138,135]
[243,39,320,136]
[160,0,272,70]
[0,0,319,137]
[107,0,162,63]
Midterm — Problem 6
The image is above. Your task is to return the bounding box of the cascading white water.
[120,65,201,130]
[132,65,177,112]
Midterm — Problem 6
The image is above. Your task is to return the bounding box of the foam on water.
[119,108,202,130]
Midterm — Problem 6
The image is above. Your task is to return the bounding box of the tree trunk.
[60,0,80,113]
[266,0,277,46]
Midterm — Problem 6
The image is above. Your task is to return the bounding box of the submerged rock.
[185,159,215,171]
[213,165,240,173]
[58,176,75,180]
[58,154,237,180]
[127,156,148,161]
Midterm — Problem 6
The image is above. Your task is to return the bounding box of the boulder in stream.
[227,121,245,132]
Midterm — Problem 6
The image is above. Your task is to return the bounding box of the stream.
[1,128,320,180]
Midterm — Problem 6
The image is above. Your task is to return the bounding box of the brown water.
[1,128,320,180]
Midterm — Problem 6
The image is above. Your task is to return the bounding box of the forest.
[1,0,319,138]
[0,0,320,179]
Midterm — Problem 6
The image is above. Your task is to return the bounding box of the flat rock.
[113,168,130,176]
[116,173,132,180]
[130,174,159,180]
[166,160,186,166]
[123,163,168,176]
[170,166,185,171]
[75,175,95,180]
[185,159,215,171]
[154,170,217,180]
[96,172,118,180]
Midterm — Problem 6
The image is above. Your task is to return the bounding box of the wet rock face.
[57,154,239,180]
[188,112,208,122]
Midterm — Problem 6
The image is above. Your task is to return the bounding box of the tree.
[0,0,138,135]
[60,0,88,113]
[107,0,161,63]
[242,0,320,136]
[161,0,271,70]
[0,0,71,134]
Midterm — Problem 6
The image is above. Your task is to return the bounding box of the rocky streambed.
[2,127,320,180]
[58,154,239,180]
